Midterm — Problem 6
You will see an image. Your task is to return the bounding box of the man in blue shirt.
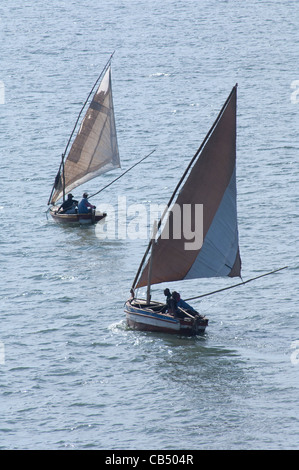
[78,192,96,214]
[172,291,196,312]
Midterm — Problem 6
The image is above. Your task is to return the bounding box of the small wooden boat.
[49,206,107,225]
[125,299,208,336]
[47,54,120,224]
[125,84,241,336]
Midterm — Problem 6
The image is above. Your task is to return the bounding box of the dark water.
[0,0,298,449]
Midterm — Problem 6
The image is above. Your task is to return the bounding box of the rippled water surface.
[0,0,298,450]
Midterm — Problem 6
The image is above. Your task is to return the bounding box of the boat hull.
[49,207,107,225]
[125,299,208,336]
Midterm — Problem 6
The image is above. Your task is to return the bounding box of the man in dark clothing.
[163,288,178,315]
[57,194,78,213]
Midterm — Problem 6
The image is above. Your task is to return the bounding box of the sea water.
[0,0,298,450]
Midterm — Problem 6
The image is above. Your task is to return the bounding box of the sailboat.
[48,56,120,224]
[125,84,240,336]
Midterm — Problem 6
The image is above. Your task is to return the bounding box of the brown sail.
[135,85,241,289]
[49,65,120,205]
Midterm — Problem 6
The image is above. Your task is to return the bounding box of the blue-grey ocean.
[0,0,298,450]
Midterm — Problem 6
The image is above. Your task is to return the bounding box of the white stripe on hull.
[125,300,208,336]
[126,310,180,333]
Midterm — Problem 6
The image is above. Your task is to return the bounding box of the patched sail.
[135,85,241,289]
[50,65,120,204]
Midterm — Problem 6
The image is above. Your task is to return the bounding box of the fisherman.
[163,288,171,303]
[163,289,196,317]
[163,288,178,315]
[57,194,78,214]
[78,192,96,214]
[172,291,196,313]
[172,291,204,319]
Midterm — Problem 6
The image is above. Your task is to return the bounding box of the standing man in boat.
[163,288,178,315]
[78,192,96,214]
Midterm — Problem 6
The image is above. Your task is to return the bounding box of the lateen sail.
[50,65,120,204]
[135,85,241,289]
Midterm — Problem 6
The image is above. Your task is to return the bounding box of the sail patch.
[185,169,240,279]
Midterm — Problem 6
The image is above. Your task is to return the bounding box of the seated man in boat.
[78,192,96,214]
[172,291,196,313]
[172,291,204,319]
[57,193,78,214]
[163,288,198,318]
